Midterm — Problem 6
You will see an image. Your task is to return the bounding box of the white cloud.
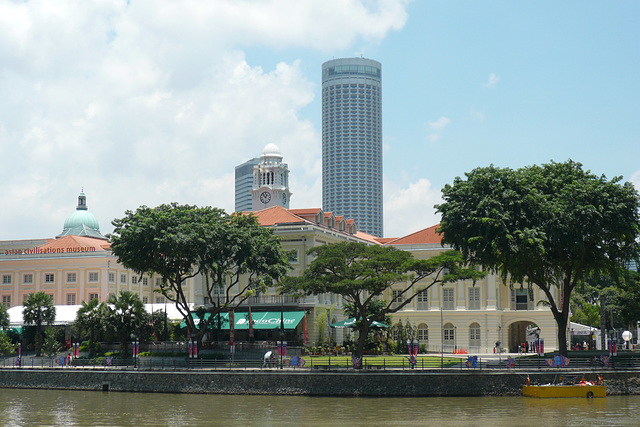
[384,177,442,238]
[0,0,410,239]
[426,116,450,144]
[483,72,501,89]
[471,108,485,122]
[429,116,450,130]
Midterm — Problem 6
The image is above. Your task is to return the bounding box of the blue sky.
[0,1,638,239]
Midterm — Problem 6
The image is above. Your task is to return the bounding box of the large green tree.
[110,203,225,337]
[23,292,56,356]
[109,204,290,343]
[0,304,9,331]
[436,160,640,356]
[281,242,482,358]
[571,270,640,349]
[107,291,148,358]
[195,213,291,338]
[74,298,109,358]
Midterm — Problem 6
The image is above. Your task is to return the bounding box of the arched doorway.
[508,320,538,353]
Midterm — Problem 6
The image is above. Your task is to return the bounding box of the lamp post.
[454,325,457,354]
[406,338,418,369]
[216,293,221,345]
[280,295,284,369]
[622,330,632,350]
[132,337,139,368]
[440,304,444,369]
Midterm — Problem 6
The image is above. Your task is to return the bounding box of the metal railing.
[3,352,640,372]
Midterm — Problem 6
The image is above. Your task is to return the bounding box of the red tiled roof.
[243,206,308,226]
[375,237,396,244]
[289,208,322,216]
[243,206,380,244]
[36,235,111,252]
[352,231,382,244]
[384,224,442,245]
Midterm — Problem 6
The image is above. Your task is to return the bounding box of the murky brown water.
[0,388,638,426]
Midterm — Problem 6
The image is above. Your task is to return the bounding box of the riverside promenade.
[1,353,640,397]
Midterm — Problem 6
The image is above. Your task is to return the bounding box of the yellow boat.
[523,384,606,398]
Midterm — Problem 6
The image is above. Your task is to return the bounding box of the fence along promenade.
[3,351,640,372]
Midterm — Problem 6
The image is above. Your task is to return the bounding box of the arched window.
[469,322,481,349]
[443,322,455,351]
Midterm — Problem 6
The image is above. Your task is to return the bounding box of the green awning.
[330,318,389,329]
[180,311,304,330]
[179,312,229,329]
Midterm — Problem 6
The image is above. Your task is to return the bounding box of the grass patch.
[302,355,460,368]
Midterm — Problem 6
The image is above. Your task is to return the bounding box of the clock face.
[260,191,272,204]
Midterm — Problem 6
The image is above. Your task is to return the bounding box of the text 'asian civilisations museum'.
[322,57,383,237]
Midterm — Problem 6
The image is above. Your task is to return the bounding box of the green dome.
[63,209,100,231]
[57,191,105,239]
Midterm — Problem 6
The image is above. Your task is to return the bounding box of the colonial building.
[382,225,559,353]
[0,191,558,353]
[0,192,195,309]
[191,206,378,345]
[206,207,558,353]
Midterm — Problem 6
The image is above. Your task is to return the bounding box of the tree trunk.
[120,337,129,359]
[89,330,96,358]
[599,295,606,351]
[556,317,568,356]
[35,327,43,357]
[355,322,370,359]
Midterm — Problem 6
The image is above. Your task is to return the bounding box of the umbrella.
[330,318,389,329]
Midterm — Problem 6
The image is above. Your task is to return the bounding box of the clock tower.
[251,143,292,211]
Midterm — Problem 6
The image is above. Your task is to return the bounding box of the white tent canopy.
[7,303,192,327]
[570,321,598,336]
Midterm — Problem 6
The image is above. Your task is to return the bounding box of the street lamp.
[440,303,443,369]
[280,295,284,369]
[132,337,140,368]
[454,326,457,353]
[622,330,632,350]
[406,339,418,369]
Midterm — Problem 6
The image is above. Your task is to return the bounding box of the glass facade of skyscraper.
[322,58,383,237]
[235,158,259,212]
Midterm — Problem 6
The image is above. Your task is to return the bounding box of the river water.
[0,388,638,426]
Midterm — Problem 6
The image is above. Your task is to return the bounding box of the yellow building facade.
[0,193,558,353]
[0,192,195,309]
[383,226,559,354]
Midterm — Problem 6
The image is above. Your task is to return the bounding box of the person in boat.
[579,377,594,386]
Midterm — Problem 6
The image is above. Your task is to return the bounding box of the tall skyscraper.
[235,157,259,212]
[251,143,291,211]
[322,57,383,237]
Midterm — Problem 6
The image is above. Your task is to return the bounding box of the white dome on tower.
[261,143,282,158]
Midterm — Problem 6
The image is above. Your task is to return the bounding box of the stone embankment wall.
[0,369,639,396]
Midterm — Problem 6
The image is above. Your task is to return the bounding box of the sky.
[1,0,638,240]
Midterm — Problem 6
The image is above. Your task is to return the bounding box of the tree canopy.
[571,269,640,349]
[107,291,147,357]
[23,292,56,357]
[74,298,109,358]
[280,242,482,358]
[436,160,640,355]
[109,203,290,342]
[0,304,9,331]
